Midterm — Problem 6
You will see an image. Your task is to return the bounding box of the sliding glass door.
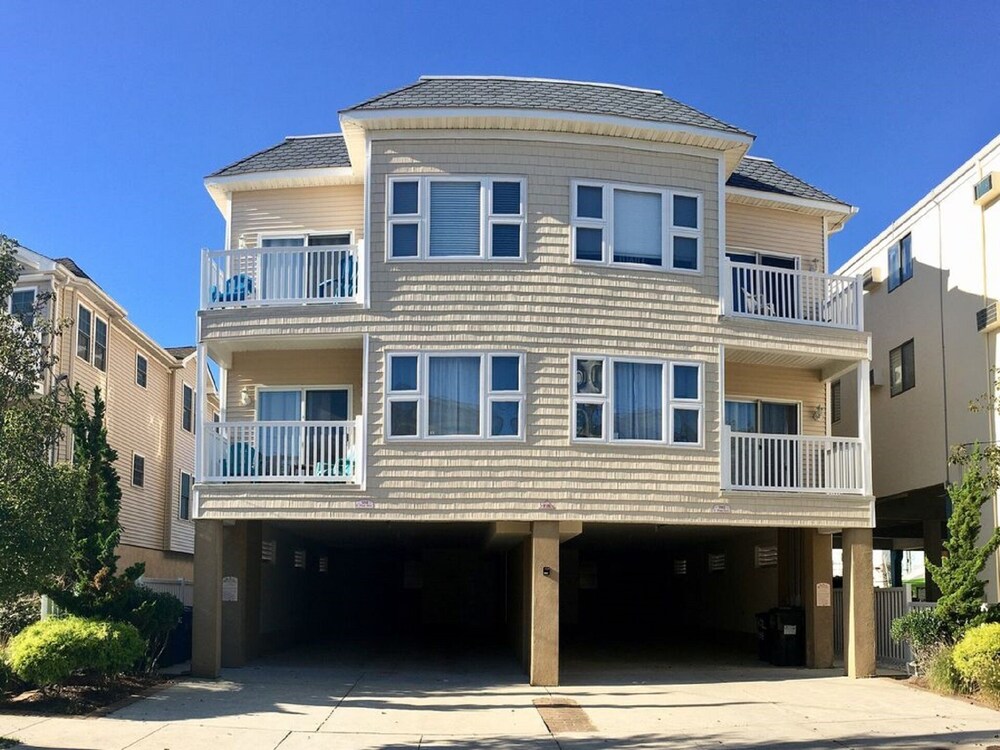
[727,251,800,318]
[725,400,800,489]
[258,387,351,477]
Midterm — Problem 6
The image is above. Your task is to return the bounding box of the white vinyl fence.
[139,577,193,608]
[833,585,934,670]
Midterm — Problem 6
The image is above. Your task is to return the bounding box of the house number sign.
[222,576,239,602]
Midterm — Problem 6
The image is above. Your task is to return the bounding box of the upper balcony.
[722,256,862,331]
[200,242,364,311]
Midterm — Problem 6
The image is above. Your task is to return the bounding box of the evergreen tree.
[928,445,1000,635]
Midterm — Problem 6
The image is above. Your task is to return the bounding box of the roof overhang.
[338,107,753,175]
[203,166,361,214]
[726,186,857,233]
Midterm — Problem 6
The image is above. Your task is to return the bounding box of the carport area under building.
[192,520,875,685]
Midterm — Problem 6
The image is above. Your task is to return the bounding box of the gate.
[832,585,933,670]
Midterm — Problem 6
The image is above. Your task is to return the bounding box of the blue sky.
[2,1,998,347]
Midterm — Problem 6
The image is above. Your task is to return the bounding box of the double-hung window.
[887,234,913,291]
[572,356,702,445]
[387,176,526,260]
[136,354,148,388]
[132,453,145,487]
[890,339,915,396]
[94,317,108,372]
[77,305,92,361]
[386,351,525,440]
[182,385,194,432]
[571,182,702,272]
[179,472,192,520]
[9,288,36,326]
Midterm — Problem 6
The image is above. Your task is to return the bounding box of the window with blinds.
[388,176,526,260]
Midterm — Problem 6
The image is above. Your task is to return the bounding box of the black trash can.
[755,611,771,662]
[159,606,193,667]
[768,606,805,667]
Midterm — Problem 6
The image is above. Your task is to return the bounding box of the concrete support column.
[529,521,560,686]
[192,519,223,678]
[843,527,876,678]
[923,520,943,602]
[800,530,834,669]
[777,529,802,607]
[221,521,262,667]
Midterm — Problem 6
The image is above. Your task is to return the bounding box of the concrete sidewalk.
[2,648,999,749]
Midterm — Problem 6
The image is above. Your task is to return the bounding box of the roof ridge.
[285,132,344,140]
[417,75,663,95]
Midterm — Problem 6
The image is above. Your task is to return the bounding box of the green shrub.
[0,596,41,641]
[128,588,183,671]
[953,622,1000,695]
[7,617,144,687]
[891,608,946,665]
[925,645,965,694]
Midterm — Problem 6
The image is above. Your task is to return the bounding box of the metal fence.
[833,585,933,670]
[138,577,193,608]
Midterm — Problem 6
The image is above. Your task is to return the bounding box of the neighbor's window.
[182,385,194,432]
[386,351,525,439]
[890,339,915,396]
[571,181,702,271]
[831,380,842,423]
[94,317,108,372]
[136,354,148,388]
[77,305,92,361]
[887,234,913,291]
[9,288,36,326]
[387,176,526,260]
[132,454,145,487]
[572,356,702,445]
[179,472,192,520]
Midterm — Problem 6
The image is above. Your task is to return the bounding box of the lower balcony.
[722,427,865,495]
[202,417,364,485]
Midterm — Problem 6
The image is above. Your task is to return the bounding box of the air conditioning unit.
[974,172,1000,206]
[870,368,885,388]
[862,267,884,289]
[977,301,1000,333]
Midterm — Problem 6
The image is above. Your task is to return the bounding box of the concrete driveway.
[1,644,999,749]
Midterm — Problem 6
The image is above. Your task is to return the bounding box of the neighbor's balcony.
[201,417,364,484]
[721,427,866,495]
[200,243,363,310]
[723,259,862,331]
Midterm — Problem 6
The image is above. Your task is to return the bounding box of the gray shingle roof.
[343,76,752,138]
[209,134,351,177]
[728,157,846,205]
[54,257,93,281]
[165,346,196,360]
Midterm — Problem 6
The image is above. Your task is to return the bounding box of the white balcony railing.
[201,243,363,309]
[202,417,363,484]
[723,259,862,331]
[721,427,865,494]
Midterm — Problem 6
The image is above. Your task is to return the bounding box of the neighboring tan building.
[10,247,219,582]
[193,76,876,685]
[835,133,1000,604]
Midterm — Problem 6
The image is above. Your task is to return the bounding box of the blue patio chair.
[222,442,257,478]
[211,274,255,303]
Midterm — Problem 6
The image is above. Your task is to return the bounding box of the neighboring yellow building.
[193,76,876,684]
[11,247,218,584]
[836,133,1000,604]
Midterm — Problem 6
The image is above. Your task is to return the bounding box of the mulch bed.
[903,675,1000,712]
[0,674,169,717]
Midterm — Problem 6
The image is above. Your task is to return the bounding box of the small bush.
[953,622,1000,695]
[925,645,965,694]
[128,588,183,671]
[0,596,41,641]
[891,608,946,666]
[7,617,144,687]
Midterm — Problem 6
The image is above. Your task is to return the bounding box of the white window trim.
[385,351,525,441]
[182,384,194,432]
[571,355,704,447]
[570,180,703,274]
[723,397,803,436]
[93,315,109,372]
[386,175,527,262]
[135,353,148,389]
[131,452,145,488]
[178,470,193,521]
[254,385,355,421]
[8,285,38,315]
[76,303,93,363]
